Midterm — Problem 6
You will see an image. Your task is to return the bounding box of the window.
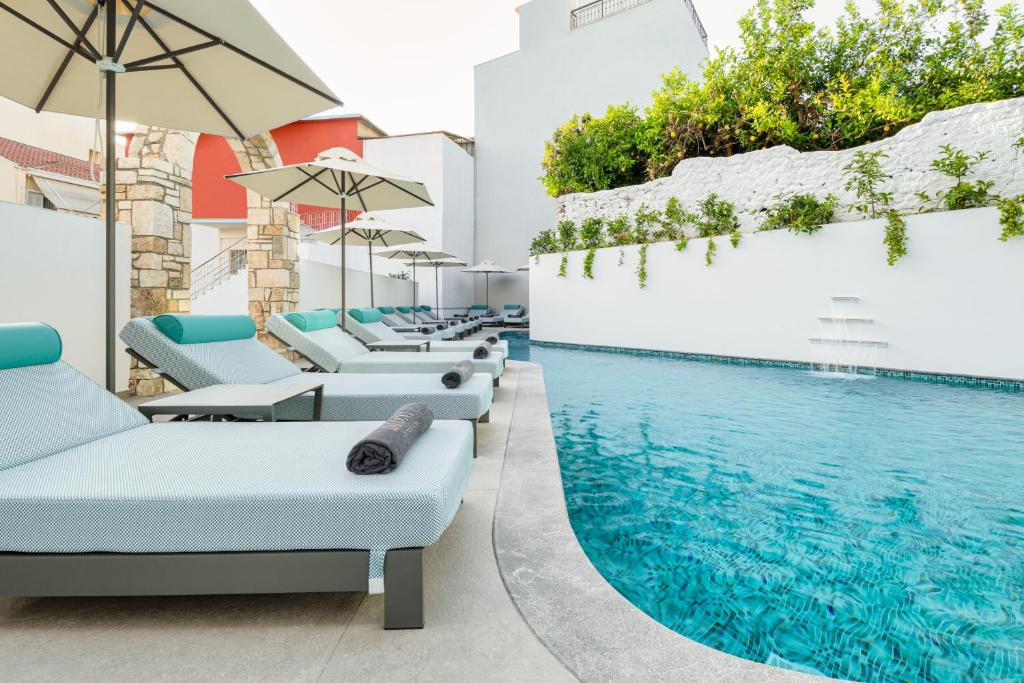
[25,190,55,211]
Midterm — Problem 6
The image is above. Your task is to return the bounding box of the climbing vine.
[637,243,650,288]
[883,211,908,266]
[579,217,605,279]
[606,215,631,266]
[843,149,908,265]
[556,220,577,277]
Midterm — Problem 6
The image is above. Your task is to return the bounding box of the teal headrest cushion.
[285,310,337,332]
[503,303,521,310]
[470,304,489,310]
[376,306,395,314]
[419,305,431,311]
[152,314,256,344]
[0,323,62,369]
[396,306,413,313]
[349,308,382,324]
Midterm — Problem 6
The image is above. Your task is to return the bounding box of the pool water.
[502,333,1024,682]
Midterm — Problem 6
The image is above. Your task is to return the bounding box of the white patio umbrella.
[306,213,424,307]
[375,249,458,320]
[463,260,512,308]
[418,259,468,311]
[227,147,433,329]
[0,0,341,389]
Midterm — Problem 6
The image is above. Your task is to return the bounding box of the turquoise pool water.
[501,333,1024,681]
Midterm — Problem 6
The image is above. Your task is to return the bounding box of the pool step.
[817,317,874,324]
[830,296,861,303]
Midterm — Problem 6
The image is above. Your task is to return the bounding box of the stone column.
[113,126,197,396]
[227,134,300,354]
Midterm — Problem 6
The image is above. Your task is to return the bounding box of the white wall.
[557,98,1024,232]
[474,0,709,310]
[530,208,1024,380]
[298,259,415,311]
[362,133,477,310]
[0,201,131,390]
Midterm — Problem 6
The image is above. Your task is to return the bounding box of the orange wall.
[192,133,245,220]
[191,117,365,221]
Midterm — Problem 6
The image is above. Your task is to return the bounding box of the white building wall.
[530,208,1024,380]
[0,97,98,160]
[298,260,415,312]
[474,0,709,310]
[0,201,131,390]
[363,133,476,310]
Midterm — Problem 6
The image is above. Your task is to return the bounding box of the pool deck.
[0,327,822,681]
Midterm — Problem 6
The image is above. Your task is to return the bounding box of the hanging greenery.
[556,220,577,277]
[883,211,908,265]
[998,196,1024,241]
[761,194,839,234]
[579,217,605,279]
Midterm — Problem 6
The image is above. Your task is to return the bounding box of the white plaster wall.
[362,133,476,310]
[190,271,247,315]
[530,208,1024,380]
[474,0,709,310]
[190,224,222,270]
[557,98,1024,231]
[0,201,131,390]
[298,260,415,312]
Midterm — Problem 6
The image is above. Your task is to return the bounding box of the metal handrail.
[569,0,708,47]
[191,238,248,300]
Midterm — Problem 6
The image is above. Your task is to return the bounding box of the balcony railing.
[569,0,708,47]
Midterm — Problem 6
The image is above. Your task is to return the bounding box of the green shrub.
[606,215,632,265]
[917,144,996,210]
[541,105,647,197]
[529,229,558,263]
[541,0,1024,196]
[762,194,838,234]
[683,194,741,266]
[843,150,893,219]
[998,195,1024,241]
[578,217,605,279]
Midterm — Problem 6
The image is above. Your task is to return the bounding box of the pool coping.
[527,339,1024,393]
[493,361,823,682]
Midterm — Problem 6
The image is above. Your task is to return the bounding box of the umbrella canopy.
[375,248,457,318]
[227,147,433,329]
[306,213,424,307]
[462,260,512,308]
[411,259,466,311]
[0,0,341,390]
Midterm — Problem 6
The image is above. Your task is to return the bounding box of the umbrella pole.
[340,196,348,331]
[104,0,117,392]
[435,265,440,310]
[412,258,418,321]
[368,240,375,308]
[485,273,490,309]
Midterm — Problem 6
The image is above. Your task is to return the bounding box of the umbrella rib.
[34,4,100,113]
[0,2,95,63]
[141,0,342,107]
[114,0,146,61]
[381,178,434,207]
[45,0,101,59]
[124,0,245,139]
[271,167,328,202]
[350,178,370,213]
[123,39,222,70]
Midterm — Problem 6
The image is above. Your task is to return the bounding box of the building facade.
[473,0,709,308]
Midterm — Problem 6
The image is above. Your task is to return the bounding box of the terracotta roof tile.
[0,136,100,182]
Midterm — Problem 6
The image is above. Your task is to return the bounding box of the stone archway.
[114,127,299,396]
[225,133,300,353]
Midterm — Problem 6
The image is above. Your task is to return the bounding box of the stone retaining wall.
[556,98,1024,232]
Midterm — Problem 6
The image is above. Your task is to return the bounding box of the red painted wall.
[190,117,367,222]
[192,133,245,220]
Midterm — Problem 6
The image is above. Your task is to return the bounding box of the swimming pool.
[502,332,1024,681]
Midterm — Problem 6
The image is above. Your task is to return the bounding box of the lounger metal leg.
[479,410,490,424]
[471,419,478,458]
[384,548,424,630]
[493,377,499,388]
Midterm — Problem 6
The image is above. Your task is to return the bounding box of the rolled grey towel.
[485,335,498,345]
[473,344,490,359]
[346,403,434,474]
[442,360,474,389]
[419,326,432,335]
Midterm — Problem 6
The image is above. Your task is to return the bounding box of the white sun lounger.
[343,308,509,358]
